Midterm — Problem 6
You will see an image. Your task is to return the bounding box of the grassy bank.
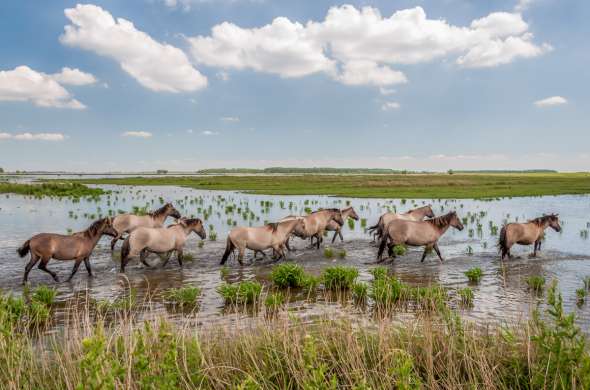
[1,281,589,389]
[0,182,105,198]
[65,172,590,198]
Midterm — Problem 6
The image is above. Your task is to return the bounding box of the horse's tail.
[367,216,383,232]
[220,237,235,265]
[377,234,389,260]
[121,236,131,263]
[17,240,31,258]
[497,225,508,257]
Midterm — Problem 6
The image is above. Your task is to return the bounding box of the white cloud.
[201,130,219,136]
[51,67,97,85]
[379,87,395,95]
[0,132,66,141]
[220,116,239,122]
[216,71,230,81]
[187,5,549,87]
[534,96,568,107]
[0,65,86,109]
[61,4,207,92]
[336,60,407,87]
[381,101,400,111]
[122,131,152,138]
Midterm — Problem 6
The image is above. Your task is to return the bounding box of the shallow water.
[1,181,589,329]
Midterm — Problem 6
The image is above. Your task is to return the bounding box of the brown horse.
[18,217,117,284]
[368,205,435,241]
[120,218,206,272]
[110,203,181,250]
[376,211,464,263]
[498,214,561,260]
[319,206,359,244]
[220,218,306,265]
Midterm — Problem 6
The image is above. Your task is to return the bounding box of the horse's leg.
[433,243,444,263]
[420,246,431,263]
[140,249,151,267]
[285,237,294,252]
[83,257,93,276]
[331,229,339,244]
[22,253,40,284]
[237,246,245,266]
[338,230,344,242]
[38,258,59,282]
[66,258,84,282]
[176,249,184,267]
[110,233,122,251]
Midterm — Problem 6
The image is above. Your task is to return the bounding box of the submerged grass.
[63,172,590,198]
[1,281,589,389]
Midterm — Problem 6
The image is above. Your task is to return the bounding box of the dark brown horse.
[376,211,464,263]
[498,214,561,260]
[18,218,117,284]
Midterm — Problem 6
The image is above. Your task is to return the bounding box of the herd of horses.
[16,202,562,284]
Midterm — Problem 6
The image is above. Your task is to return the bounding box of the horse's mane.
[168,218,202,228]
[149,204,170,217]
[529,214,557,226]
[426,212,455,228]
[82,218,107,237]
[265,222,279,232]
[312,208,340,214]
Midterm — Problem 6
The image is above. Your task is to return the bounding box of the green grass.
[163,286,201,307]
[0,181,105,198]
[352,282,368,304]
[464,267,483,283]
[322,266,359,290]
[217,280,263,304]
[61,172,590,198]
[458,287,475,307]
[30,285,58,306]
[526,276,546,293]
[270,263,306,289]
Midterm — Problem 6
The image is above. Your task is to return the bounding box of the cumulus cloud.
[0,66,86,109]
[220,116,239,122]
[201,130,219,136]
[187,5,550,87]
[515,0,535,12]
[122,131,152,138]
[61,4,207,92]
[51,67,97,85]
[534,96,568,107]
[381,101,400,111]
[0,132,66,141]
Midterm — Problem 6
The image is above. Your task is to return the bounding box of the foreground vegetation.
[0,182,104,198]
[1,280,590,389]
[65,172,590,198]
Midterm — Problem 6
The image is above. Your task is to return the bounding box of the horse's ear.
[178,218,187,227]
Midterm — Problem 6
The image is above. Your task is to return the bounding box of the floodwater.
[1,181,589,329]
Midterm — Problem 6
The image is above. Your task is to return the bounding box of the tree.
[447,169,454,175]
[0,167,4,173]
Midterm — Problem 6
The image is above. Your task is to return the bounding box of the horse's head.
[164,203,182,219]
[345,207,360,221]
[424,205,435,218]
[547,214,561,232]
[97,217,118,237]
[449,212,464,231]
[332,210,344,226]
[180,218,207,239]
[292,217,307,237]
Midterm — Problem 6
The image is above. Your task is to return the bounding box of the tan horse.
[110,203,181,250]
[289,208,345,249]
[498,214,561,260]
[376,211,464,263]
[120,218,206,272]
[368,205,435,241]
[322,206,359,244]
[220,218,306,265]
[18,217,117,284]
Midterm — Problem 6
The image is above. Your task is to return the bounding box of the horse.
[368,205,435,241]
[220,218,306,265]
[120,218,206,272]
[314,206,359,245]
[110,203,181,250]
[18,217,117,284]
[498,214,561,260]
[286,208,345,250]
[376,211,464,263]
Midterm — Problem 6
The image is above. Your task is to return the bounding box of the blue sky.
[0,0,588,172]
